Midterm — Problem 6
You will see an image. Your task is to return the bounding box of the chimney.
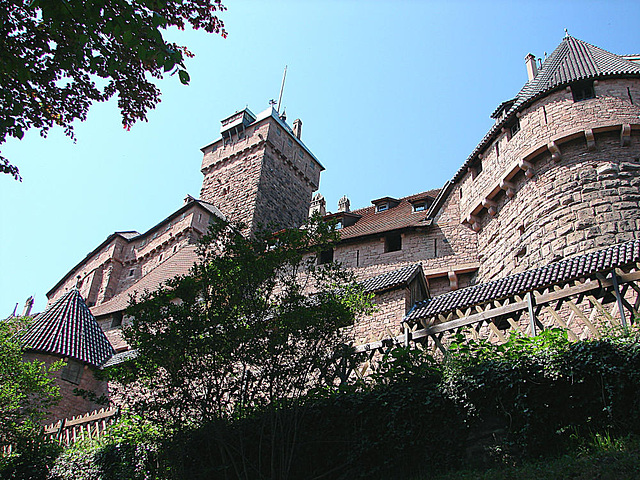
[309,193,326,217]
[525,53,538,81]
[22,296,34,317]
[292,119,302,139]
[337,195,350,213]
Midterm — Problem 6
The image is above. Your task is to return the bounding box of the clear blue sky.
[1,0,639,315]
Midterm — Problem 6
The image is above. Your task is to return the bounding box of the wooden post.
[526,292,537,336]
[611,270,628,330]
[403,324,411,347]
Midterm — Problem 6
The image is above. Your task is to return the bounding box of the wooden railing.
[44,407,118,446]
[349,267,640,378]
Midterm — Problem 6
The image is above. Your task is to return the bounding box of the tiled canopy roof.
[406,239,640,323]
[453,35,640,183]
[102,349,138,368]
[361,263,424,294]
[22,289,115,367]
[336,190,439,241]
[91,244,199,317]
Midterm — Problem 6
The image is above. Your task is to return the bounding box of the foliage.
[1,0,227,180]
[0,316,63,479]
[50,415,164,480]
[105,216,374,478]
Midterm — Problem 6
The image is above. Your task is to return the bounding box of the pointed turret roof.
[22,289,115,367]
[451,35,640,183]
[511,35,640,113]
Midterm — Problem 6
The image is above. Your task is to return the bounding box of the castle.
[22,35,640,421]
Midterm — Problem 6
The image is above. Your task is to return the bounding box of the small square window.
[111,312,123,328]
[376,203,389,213]
[287,139,293,147]
[317,249,334,265]
[61,360,83,385]
[572,81,595,102]
[385,233,402,253]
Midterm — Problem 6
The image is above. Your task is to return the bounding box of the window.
[385,233,402,253]
[61,360,83,384]
[376,203,389,213]
[510,118,520,137]
[572,80,595,102]
[317,249,334,265]
[128,269,134,277]
[159,253,163,262]
[111,312,123,328]
[298,151,304,159]
[287,139,293,147]
[276,127,281,136]
[412,202,427,212]
[335,219,343,230]
[198,213,202,222]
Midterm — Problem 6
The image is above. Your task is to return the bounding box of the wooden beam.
[545,306,579,341]
[611,270,628,329]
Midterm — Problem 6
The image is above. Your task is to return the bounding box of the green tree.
[0,316,62,478]
[1,0,227,180]
[108,217,373,478]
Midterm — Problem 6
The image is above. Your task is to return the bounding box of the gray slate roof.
[22,289,115,367]
[452,35,640,183]
[406,239,640,323]
[361,263,423,294]
[102,349,138,368]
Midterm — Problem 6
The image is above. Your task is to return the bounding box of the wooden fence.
[43,407,119,446]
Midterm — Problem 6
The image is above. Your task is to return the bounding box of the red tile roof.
[91,245,199,317]
[335,189,440,241]
[22,289,114,367]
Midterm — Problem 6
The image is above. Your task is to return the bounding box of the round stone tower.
[454,35,640,282]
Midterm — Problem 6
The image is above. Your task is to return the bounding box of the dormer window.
[335,219,343,230]
[572,80,595,102]
[412,202,427,213]
[372,197,400,213]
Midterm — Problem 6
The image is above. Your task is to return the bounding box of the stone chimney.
[525,53,538,81]
[309,193,326,217]
[292,119,302,139]
[337,195,350,213]
[22,296,34,317]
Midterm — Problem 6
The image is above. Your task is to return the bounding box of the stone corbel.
[621,124,631,147]
[482,198,498,216]
[466,214,481,232]
[584,129,596,151]
[548,141,562,162]
[448,271,459,291]
[500,179,516,198]
[518,159,535,178]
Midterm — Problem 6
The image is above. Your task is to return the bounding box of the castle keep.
[23,36,640,420]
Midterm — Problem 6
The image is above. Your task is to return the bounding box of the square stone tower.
[199,107,323,233]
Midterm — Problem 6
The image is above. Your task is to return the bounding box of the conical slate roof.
[22,289,115,367]
[510,35,640,113]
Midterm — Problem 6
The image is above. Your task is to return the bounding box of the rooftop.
[22,289,114,367]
